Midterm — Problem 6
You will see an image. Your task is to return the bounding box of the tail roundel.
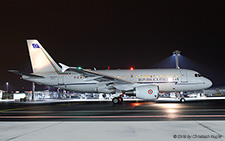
[27,39,61,74]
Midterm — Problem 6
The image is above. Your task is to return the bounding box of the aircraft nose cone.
[204,78,212,88]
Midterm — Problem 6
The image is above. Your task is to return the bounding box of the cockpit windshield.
[195,73,201,77]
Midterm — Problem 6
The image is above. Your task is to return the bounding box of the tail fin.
[27,39,61,74]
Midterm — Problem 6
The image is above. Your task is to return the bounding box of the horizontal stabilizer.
[8,70,44,78]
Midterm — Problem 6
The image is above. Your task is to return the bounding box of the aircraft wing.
[59,63,134,84]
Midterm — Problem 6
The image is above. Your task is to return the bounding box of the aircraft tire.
[180,98,186,103]
[112,97,119,104]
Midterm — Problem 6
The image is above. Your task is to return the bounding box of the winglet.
[59,63,70,72]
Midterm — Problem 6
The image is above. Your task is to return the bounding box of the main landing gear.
[112,96,123,104]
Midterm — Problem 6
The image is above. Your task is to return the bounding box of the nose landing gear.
[180,98,186,103]
[178,91,186,103]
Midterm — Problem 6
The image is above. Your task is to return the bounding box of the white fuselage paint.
[23,68,212,93]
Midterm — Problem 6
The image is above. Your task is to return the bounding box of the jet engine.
[135,85,159,100]
[125,85,159,100]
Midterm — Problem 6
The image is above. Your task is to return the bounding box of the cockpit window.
[194,73,201,77]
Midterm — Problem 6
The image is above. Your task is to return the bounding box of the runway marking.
[0,106,48,112]
[0,107,30,112]
[1,115,225,119]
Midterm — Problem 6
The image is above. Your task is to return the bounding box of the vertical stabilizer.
[27,39,61,74]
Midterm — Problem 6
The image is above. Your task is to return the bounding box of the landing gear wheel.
[180,98,186,103]
[112,97,119,104]
[118,97,123,103]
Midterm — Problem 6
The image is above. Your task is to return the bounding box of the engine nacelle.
[135,85,159,100]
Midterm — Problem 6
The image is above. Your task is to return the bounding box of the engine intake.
[124,85,159,100]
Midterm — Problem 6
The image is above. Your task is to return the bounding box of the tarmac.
[0,121,224,141]
[1,98,225,140]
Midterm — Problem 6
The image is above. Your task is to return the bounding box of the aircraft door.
[58,75,64,84]
[180,70,188,82]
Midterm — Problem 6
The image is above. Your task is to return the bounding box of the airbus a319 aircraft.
[9,40,212,104]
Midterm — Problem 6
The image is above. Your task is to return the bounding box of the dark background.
[0,0,224,91]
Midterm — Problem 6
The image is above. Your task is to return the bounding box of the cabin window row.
[115,74,179,78]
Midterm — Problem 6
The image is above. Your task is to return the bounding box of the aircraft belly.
[158,83,202,92]
[64,84,98,93]
[158,83,176,92]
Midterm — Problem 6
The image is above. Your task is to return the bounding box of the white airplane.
[9,40,212,104]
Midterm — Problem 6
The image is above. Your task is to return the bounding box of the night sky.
[0,0,225,91]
